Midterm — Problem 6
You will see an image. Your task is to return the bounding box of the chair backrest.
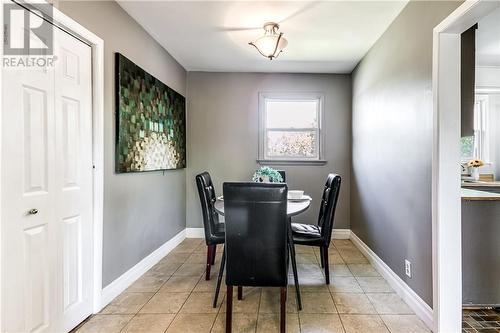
[223,182,288,287]
[195,172,220,245]
[317,174,342,245]
[277,170,286,182]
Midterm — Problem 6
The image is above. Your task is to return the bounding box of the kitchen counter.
[461,188,500,201]
[462,181,500,187]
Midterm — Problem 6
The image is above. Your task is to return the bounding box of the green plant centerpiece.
[252,166,284,183]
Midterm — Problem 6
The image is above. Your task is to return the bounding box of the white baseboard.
[349,232,434,331]
[186,227,204,238]
[332,228,351,239]
[99,229,186,311]
[186,227,350,240]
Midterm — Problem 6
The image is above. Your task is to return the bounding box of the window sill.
[257,159,327,166]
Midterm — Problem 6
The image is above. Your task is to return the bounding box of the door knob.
[28,208,38,215]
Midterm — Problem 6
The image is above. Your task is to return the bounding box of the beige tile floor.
[74,238,431,333]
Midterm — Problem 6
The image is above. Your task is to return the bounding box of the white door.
[1,5,93,332]
[54,27,93,333]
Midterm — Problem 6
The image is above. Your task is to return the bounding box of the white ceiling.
[476,6,500,67]
[118,1,409,73]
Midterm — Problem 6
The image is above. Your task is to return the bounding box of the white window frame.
[473,94,490,162]
[460,95,491,163]
[257,92,326,165]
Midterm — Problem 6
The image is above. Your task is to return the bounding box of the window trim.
[258,92,325,165]
[461,94,491,163]
[473,94,490,162]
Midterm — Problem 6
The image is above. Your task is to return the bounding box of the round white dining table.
[214,198,311,217]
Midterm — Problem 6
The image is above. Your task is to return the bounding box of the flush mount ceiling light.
[249,22,288,60]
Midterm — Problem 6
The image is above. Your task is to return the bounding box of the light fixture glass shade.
[249,22,288,60]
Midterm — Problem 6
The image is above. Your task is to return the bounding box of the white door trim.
[432,1,500,332]
[0,4,4,333]
[0,2,105,330]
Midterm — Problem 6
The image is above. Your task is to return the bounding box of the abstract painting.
[115,53,186,173]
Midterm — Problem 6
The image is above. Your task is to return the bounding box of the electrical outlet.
[405,259,412,278]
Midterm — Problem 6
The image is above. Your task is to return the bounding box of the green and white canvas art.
[115,53,186,172]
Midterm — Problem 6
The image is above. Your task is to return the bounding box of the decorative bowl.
[288,190,304,200]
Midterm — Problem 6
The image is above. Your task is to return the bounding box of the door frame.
[0,0,105,329]
[432,0,500,331]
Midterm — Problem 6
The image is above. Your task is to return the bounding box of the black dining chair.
[212,185,303,311]
[221,182,289,333]
[195,172,225,280]
[277,170,286,182]
[291,174,341,285]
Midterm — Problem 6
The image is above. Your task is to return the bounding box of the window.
[461,95,490,162]
[258,93,324,164]
[473,95,490,162]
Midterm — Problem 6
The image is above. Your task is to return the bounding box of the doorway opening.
[432,0,500,332]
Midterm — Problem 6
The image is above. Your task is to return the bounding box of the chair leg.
[289,243,302,311]
[226,285,233,333]
[319,246,325,268]
[206,245,214,280]
[237,286,243,300]
[323,246,330,285]
[287,220,302,311]
[213,248,226,308]
[211,244,217,265]
[280,287,286,333]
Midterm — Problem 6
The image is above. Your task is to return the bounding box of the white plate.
[287,195,311,202]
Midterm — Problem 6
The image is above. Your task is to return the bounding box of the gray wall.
[351,1,460,306]
[58,1,187,287]
[186,72,351,229]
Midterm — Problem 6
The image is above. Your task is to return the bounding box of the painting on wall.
[115,53,186,173]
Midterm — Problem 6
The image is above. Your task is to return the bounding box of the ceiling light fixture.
[249,22,288,60]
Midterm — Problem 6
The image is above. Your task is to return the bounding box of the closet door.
[1,15,57,332]
[54,27,93,333]
[1,4,93,332]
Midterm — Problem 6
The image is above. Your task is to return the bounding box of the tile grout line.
[164,246,204,332]
[80,239,424,333]
[99,253,183,333]
[159,248,194,333]
[114,246,194,333]
[336,240,355,333]
[117,290,158,333]
[338,240,418,333]
[253,287,262,333]
[209,243,227,333]
[76,240,205,333]
[160,245,200,333]
[362,280,393,333]
[255,286,269,333]
[209,274,226,333]
[336,241,375,333]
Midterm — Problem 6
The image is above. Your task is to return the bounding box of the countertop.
[461,181,500,187]
[461,188,500,201]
